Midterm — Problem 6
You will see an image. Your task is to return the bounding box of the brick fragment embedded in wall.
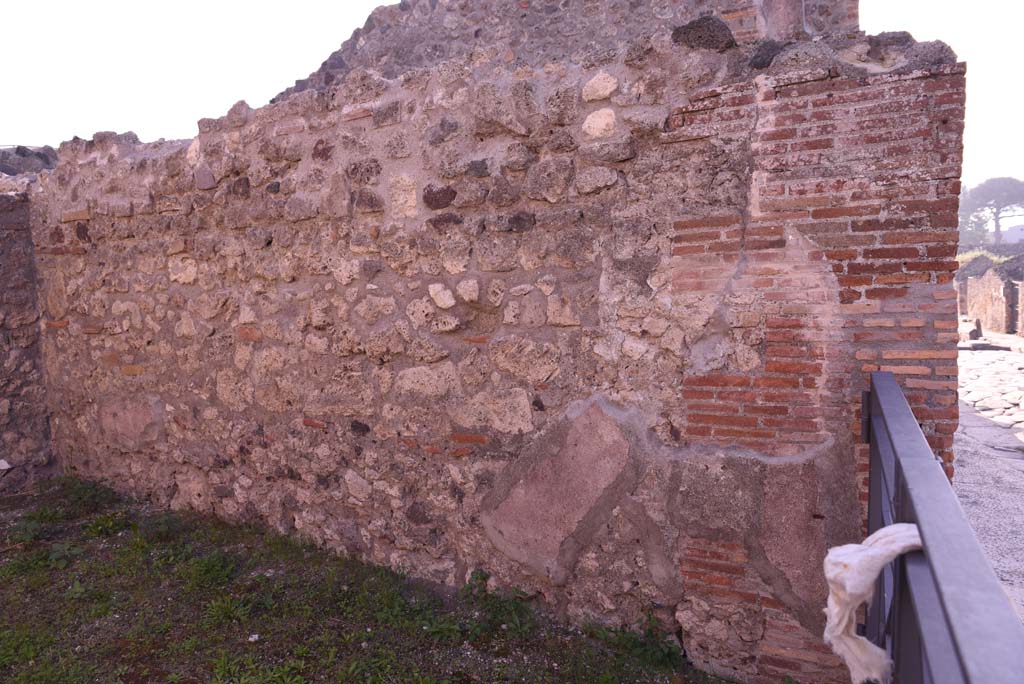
[22,16,964,684]
[0,193,53,491]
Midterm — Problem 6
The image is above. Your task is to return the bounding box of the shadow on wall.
[0,192,53,492]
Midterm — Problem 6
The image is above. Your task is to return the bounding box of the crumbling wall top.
[272,0,862,102]
[0,146,58,178]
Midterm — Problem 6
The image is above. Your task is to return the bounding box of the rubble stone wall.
[1019,287,1024,336]
[22,7,964,683]
[273,0,861,102]
[967,270,1019,335]
[0,193,52,491]
[0,146,59,178]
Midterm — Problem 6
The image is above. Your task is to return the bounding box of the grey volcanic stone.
[672,16,736,52]
[750,39,787,69]
[423,184,457,210]
[0,145,58,176]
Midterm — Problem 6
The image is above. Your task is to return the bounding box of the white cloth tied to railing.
[823,523,922,684]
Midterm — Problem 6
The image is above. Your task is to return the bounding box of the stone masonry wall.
[21,7,964,683]
[0,192,53,491]
[1018,288,1024,337]
[967,269,1020,335]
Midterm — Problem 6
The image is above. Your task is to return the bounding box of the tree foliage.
[959,177,1024,246]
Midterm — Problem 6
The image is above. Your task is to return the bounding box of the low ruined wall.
[1018,287,1024,336]
[0,193,52,491]
[967,269,1021,335]
[25,23,963,684]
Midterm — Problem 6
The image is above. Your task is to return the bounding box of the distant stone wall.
[967,268,1021,335]
[1019,286,1024,336]
[22,7,965,684]
[963,254,1024,335]
[0,193,52,491]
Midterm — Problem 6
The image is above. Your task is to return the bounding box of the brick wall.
[0,192,52,491]
[661,63,965,681]
[666,63,965,474]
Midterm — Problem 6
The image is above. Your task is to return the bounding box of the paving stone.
[976,397,1011,411]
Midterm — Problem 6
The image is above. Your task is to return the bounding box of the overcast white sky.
[2,1,1020,188]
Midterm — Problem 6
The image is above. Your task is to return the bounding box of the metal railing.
[862,371,1024,683]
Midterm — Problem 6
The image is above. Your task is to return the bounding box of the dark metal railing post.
[864,389,885,646]
[861,371,1024,683]
[894,553,924,684]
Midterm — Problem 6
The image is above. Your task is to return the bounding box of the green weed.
[336,649,398,684]
[136,512,186,544]
[53,477,119,518]
[460,569,535,640]
[204,596,252,627]
[84,511,130,537]
[0,626,54,669]
[23,507,64,524]
[585,614,684,670]
[211,652,307,684]
[0,549,49,579]
[8,519,48,543]
[182,551,238,590]
[10,659,95,684]
[46,542,83,570]
[64,579,88,600]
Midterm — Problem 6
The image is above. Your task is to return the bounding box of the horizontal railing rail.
[863,371,1024,683]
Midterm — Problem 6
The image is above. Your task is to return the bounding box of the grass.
[957,248,1011,265]
[0,476,735,684]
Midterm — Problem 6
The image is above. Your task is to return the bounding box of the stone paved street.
[959,334,1024,432]
[954,339,1024,619]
